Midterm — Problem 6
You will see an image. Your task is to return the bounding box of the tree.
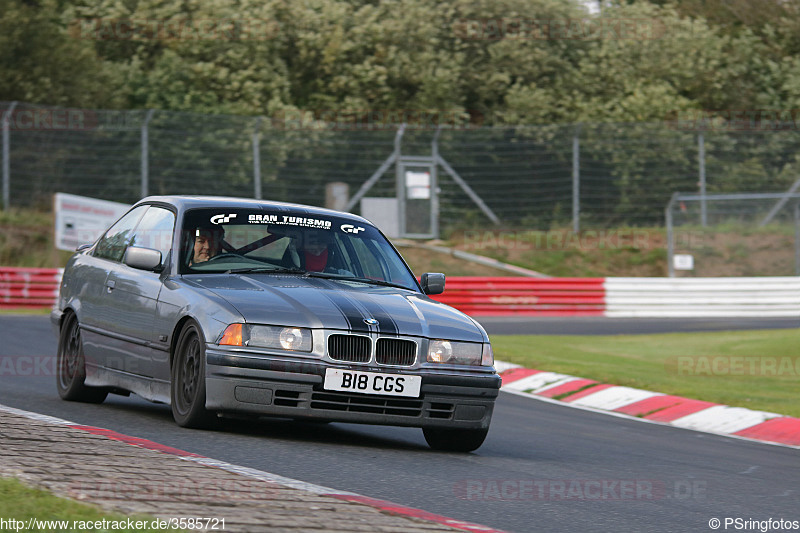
[0,0,124,107]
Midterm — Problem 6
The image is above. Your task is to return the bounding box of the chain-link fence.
[3,102,800,237]
[666,193,800,277]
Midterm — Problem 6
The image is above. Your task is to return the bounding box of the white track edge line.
[183,456,358,496]
[0,403,362,497]
[0,404,76,425]
[499,389,800,450]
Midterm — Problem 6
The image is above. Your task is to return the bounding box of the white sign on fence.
[405,171,431,199]
[673,254,695,271]
[54,193,130,252]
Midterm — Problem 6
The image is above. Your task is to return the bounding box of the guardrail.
[0,267,62,309]
[2,268,798,317]
[604,277,800,318]
[431,277,606,316]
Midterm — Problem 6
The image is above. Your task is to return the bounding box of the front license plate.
[324,368,421,398]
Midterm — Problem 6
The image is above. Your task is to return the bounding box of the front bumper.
[205,349,500,429]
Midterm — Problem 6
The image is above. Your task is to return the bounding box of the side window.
[129,206,175,266]
[94,206,148,262]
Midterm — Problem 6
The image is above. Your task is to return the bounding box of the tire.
[171,322,214,428]
[423,427,489,453]
[56,313,108,403]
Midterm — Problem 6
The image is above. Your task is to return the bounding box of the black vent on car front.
[328,334,371,363]
[427,402,455,419]
[274,389,301,407]
[376,338,416,366]
[310,392,423,417]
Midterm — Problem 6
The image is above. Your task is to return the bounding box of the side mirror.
[123,246,163,271]
[76,243,92,253]
[421,273,445,295]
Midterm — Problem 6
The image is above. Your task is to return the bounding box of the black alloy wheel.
[56,313,108,403]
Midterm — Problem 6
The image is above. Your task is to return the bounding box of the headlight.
[219,324,312,352]
[278,328,307,350]
[427,339,490,366]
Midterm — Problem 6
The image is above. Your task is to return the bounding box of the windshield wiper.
[226,267,307,275]
[311,273,412,290]
[227,268,413,290]
[354,278,413,290]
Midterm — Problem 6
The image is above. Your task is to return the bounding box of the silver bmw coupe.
[53,196,499,451]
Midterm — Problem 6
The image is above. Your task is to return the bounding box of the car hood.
[185,274,485,342]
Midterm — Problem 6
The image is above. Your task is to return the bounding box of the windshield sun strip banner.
[199,211,372,235]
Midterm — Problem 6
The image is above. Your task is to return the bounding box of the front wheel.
[171,322,214,428]
[56,313,107,403]
[423,427,489,453]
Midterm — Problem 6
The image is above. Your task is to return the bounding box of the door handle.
[106,279,116,292]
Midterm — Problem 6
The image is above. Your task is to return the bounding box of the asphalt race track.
[1,315,797,533]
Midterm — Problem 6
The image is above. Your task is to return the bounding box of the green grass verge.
[0,307,52,315]
[0,477,181,532]
[491,329,800,418]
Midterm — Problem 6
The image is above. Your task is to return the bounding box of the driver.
[190,225,224,265]
[298,229,354,276]
[301,229,331,272]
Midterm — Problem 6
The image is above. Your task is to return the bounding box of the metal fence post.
[141,109,155,199]
[431,126,441,239]
[795,202,799,276]
[396,123,406,237]
[666,192,679,278]
[2,101,18,210]
[572,124,581,233]
[698,133,706,227]
[252,117,262,200]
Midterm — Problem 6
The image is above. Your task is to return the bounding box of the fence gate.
[345,125,499,239]
[397,157,437,239]
[665,192,800,277]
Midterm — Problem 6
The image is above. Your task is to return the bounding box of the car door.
[102,205,176,379]
[79,205,149,373]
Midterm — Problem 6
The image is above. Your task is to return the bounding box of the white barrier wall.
[605,277,800,318]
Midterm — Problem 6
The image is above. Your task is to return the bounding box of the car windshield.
[180,208,419,291]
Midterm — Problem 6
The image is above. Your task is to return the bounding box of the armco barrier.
[2,268,799,317]
[0,267,62,309]
[431,277,606,316]
[604,277,800,318]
